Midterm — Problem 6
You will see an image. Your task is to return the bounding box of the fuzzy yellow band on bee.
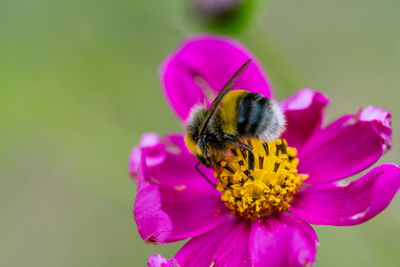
[184,135,202,156]
[219,90,248,135]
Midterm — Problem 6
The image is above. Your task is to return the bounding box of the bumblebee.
[185,59,285,168]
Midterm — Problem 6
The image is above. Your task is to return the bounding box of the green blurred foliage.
[0,0,399,266]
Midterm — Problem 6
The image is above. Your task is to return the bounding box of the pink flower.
[130,35,399,267]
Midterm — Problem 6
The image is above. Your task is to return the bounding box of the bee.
[184,59,286,170]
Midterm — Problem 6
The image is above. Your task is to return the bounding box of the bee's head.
[184,104,211,163]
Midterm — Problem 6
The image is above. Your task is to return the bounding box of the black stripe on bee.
[248,98,267,135]
[237,94,253,135]
[237,93,272,136]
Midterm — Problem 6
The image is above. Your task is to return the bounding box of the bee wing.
[198,59,252,136]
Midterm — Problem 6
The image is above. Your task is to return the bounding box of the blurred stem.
[241,28,308,98]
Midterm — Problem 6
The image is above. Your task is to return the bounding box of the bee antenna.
[198,59,252,136]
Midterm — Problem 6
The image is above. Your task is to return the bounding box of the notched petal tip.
[359,106,392,152]
[129,133,167,181]
[359,106,391,125]
[148,254,178,267]
[290,163,400,226]
[299,105,393,185]
[280,89,330,152]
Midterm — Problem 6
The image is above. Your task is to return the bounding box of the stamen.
[214,138,307,220]
[248,151,255,170]
[258,156,264,169]
[262,143,269,155]
[274,162,280,172]
[240,149,247,160]
[279,140,287,154]
[223,164,235,174]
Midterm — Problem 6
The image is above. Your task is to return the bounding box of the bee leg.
[224,134,255,170]
[195,162,216,188]
[224,134,253,152]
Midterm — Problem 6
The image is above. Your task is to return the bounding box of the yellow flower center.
[214,139,307,220]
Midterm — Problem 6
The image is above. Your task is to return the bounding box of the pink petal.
[172,218,252,267]
[133,150,172,244]
[280,89,330,152]
[359,106,392,149]
[250,213,318,267]
[129,133,166,180]
[161,34,273,121]
[133,135,231,244]
[290,164,400,226]
[148,254,177,267]
[149,134,220,200]
[298,106,392,184]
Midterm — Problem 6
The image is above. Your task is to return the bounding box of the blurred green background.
[1,0,399,266]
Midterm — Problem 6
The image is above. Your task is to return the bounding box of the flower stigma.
[214,139,307,220]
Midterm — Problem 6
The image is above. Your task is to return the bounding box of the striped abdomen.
[219,90,285,141]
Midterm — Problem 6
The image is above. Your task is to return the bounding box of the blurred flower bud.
[192,0,244,21]
[188,0,258,34]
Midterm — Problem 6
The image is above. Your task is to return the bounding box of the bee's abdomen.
[237,93,275,137]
